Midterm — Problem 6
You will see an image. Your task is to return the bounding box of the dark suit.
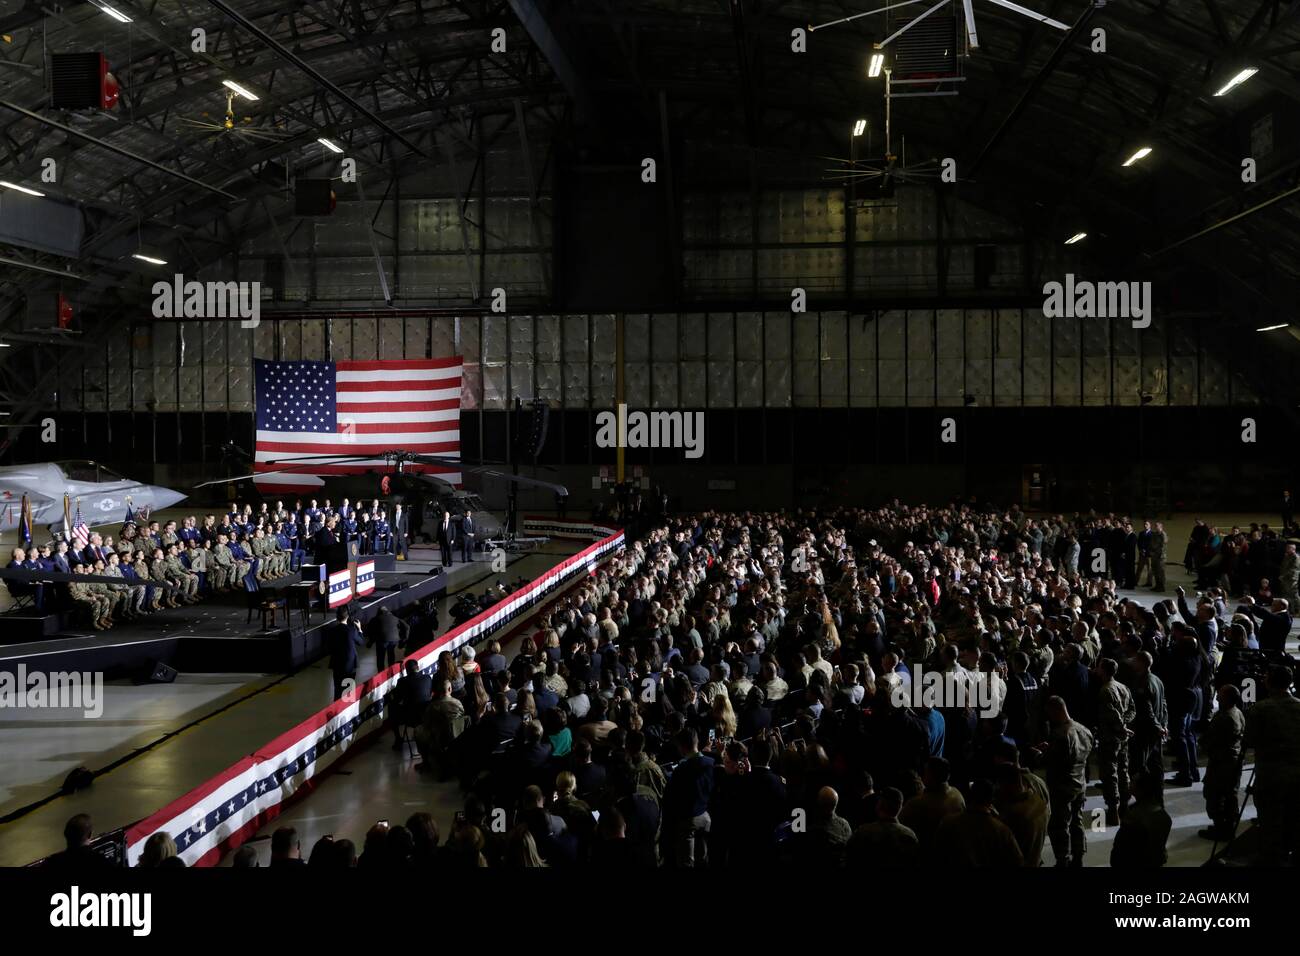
[392,510,409,559]
[437,516,453,567]
[367,609,409,673]
[326,619,365,699]
[459,516,475,563]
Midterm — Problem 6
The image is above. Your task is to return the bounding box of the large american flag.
[253,358,463,494]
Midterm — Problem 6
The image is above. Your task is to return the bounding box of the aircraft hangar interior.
[0,0,1296,931]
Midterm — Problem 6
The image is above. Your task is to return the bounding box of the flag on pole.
[71,500,89,550]
[252,358,463,493]
[18,494,32,548]
[63,493,72,542]
[124,497,136,525]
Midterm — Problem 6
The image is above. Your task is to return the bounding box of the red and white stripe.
[254,357,463,493]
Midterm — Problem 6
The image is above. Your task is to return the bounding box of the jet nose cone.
[151,486,188,510]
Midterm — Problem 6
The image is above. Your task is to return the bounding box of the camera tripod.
[1205,760,1254,866]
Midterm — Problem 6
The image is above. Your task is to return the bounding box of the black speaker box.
[145,660,178,683]
[294,178,334,216]
[50,53,105,109]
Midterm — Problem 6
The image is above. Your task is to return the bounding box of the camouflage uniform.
[164,550,199,602]
[1095,678,1136,822]
[68,580,110,629]
[211,541,235,590]
[101,561,133,618]
[151,558,180,607]
[1044,718,1094,866]
[185,546,209,594]
[84,577,117,628]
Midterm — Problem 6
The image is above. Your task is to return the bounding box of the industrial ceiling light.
[1064,232,1087,245]
[853,119,868,137]
[87,0,133,23]
[1256,323,1289,332]
[317,137,343,154]
[0,180,45,197]
[1214,67,1258,97]
[1122,146,1152,167]
[131,252,168,266]
[868,51,885,77]
[221,79,259,101]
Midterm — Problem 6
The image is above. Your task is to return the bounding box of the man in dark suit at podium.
[326,606,365,700]
[460,511,476,564]
[314,516,340,564]
[437,509,453,569]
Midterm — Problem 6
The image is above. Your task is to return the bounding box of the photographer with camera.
[1244,664,1300,864]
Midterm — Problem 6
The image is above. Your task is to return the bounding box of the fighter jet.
[0,460,187,533]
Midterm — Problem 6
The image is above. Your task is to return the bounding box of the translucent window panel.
[1232,372,1260,404]
[378,317,404,359]
[511,358,536,401]
[736,361,763,406]
[707,313,735,359]
[510,315,534,364]
[681,314,706,358]
[764,312,790,360]
[822,360,847,406]
[404,316,428,359]
[591,314,616,362]
[935,310,964,405]
[1053,312,1081,405]
[151,322,174,367]
[707,313,735,407]
[1112,354,1140,406]
[850,314,878,407]
[625,362,650,407]
[331,317,353,361]
[625,314,650,362]
[228,364,253,411]
[1081,314,1110,356]
[481,315,508,364]
[651,314,678,361]
[535,316,561,364]
[431,317,457,360]
[562,315,588,406]
[907,311,935,406]
[993,309,1022,406]
[349,318,379,360]
[1200,354,1230,405]
[793,313,818,361]
[302,319,327,360]
[131,366,153,408]
[708,360,735,407]
[793,360,819,407]
[681,363,707,406]
[1082,355,1110,405]
[482,364,507,409]
[878,311,906,407]
[461,362,482,410]
[252,321,275,361]
[1022,309,1050,406]
[766,359,791,407]
[536,363,562,404]
[83,366,106,412]
[736,312,762,360]
[1139,315,1168,405]
[281,318,305,360]
[591,358,616,407]
[652,362,679,408]
[204,364,230,411]
[178,323,203,410]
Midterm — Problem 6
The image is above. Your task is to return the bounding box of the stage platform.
[0,568,446,679]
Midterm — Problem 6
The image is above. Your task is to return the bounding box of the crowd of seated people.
[90,501,1300,868]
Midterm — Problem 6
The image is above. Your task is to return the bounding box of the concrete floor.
[0,542,581,866]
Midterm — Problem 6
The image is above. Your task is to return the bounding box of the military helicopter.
[0,460,186,534]
[198,445,566,547]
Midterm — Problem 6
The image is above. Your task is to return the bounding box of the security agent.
[325,605,366,700]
